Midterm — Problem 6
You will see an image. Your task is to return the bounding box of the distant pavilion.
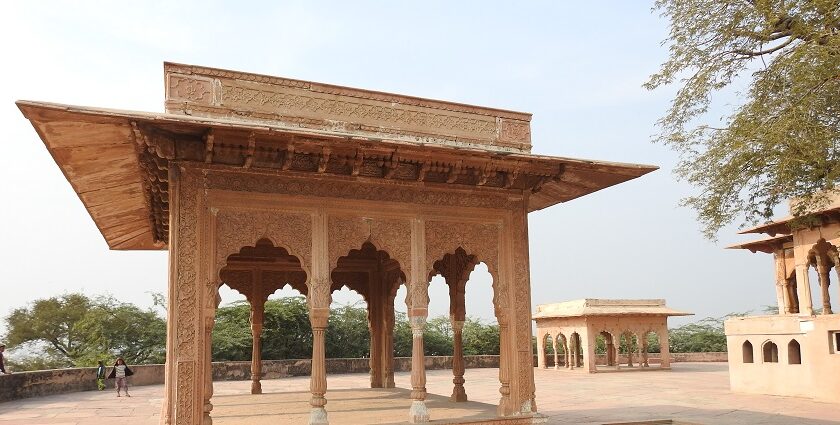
[534,299,691,373]
[726,195,840,402]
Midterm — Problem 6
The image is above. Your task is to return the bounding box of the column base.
[408,400,429,423]
[250,381,262,395]
[450,387,468,402]
[309,407,329,425]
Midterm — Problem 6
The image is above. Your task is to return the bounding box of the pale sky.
[0,1,786,336]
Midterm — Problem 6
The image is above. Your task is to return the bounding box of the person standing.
[107,357,134,397]
[96,361,106,390]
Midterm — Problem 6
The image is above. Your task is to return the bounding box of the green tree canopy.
[3,293,166,369]
[646,0,840,238]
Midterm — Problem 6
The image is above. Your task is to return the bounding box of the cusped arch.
[327,215,412,285]
[331,241,406,304]
[214,208,313,285]
[218,238,309,303]
[425,220,502,318]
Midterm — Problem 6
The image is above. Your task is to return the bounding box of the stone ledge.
[0,353,726,403]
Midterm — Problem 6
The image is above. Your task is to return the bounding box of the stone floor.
[1,363,838,425]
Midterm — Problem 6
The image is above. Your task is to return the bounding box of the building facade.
[533,299,690,373]
[727,196,840,402]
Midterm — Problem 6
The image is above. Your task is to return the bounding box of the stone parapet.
[164,62,533,153]
[0,353,723,403]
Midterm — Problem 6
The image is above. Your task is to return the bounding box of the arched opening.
[762,341,779,363]
[643,331,661,368]
[214,238,309,400]
[429,247,497,402]
[619,331,639,367]
[326,286,369,359]
[742,340,754,363]
[808,240,838,315]
[594,331,617,369]
[542,333,554,369]
[331,241,404,389]
[555,333,567,370]
[787,339,801,365]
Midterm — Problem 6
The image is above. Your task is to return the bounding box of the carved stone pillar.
[659,328,671,369]
[563,337,575,369]
[367,270,383,388]
[781,280,792,314]
[537,333,547,369]
[409,314,429,423]
[816,254,833,314]
[625,333,634,367]
[203,313,216,424]
[166,166,209,424]
[309,210,331,425]
[612,340,620,370]
[605,336,615,366]
[309,307,329,425]
[408,218,429,423]
[569,336,578,370]
[584,331,597,373]
[831,252,840,314]
[450,318,467,402]
[496,317,513,414]
[795,263,815,315]
[640,336,649,368]
[383,292,396,388]
[552,337,559,370]
[249,299,265,395]
[774,250,789,314]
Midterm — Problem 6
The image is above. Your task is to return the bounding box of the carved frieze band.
[166,71,531,151]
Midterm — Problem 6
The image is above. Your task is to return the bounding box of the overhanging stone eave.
[17,99,657,250]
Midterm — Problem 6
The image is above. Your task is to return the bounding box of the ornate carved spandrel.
[327,215,412,281]
[214,208,313,283]
[425,220,504,318]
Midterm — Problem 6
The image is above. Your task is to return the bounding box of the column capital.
[309,307,330,329]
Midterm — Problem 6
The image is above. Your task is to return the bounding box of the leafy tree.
[326,302,369,358]
[212,297,314,361]
[424,316,454,356]
[646,0,840,238]
[462,318,499,356]
[393,311,413,357]
[3,293,166,369]
[668,316,731,353]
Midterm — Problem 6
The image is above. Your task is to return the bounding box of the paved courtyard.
[1,363,838,424]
